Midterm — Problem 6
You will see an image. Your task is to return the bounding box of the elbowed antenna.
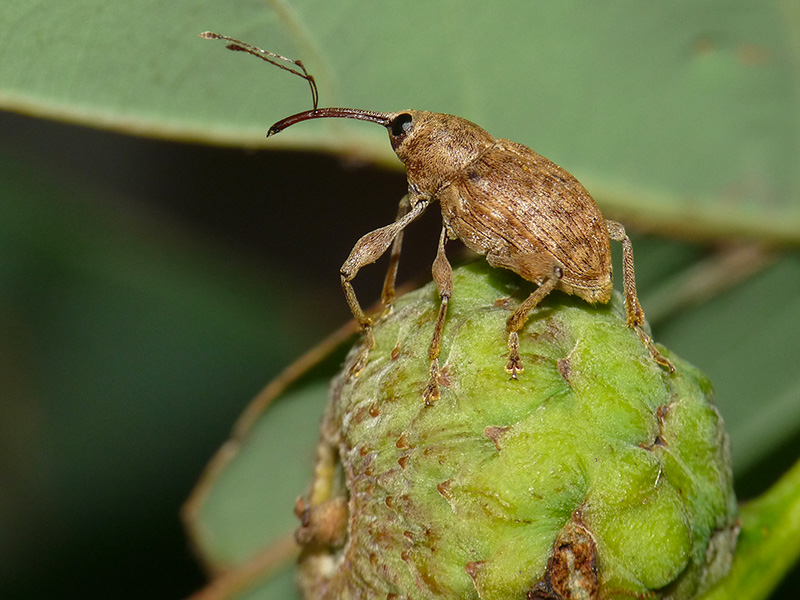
[201,33,392,138]
[200,32,319,111]
[267,108,392,137]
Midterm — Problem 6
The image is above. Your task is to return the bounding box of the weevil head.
[384,110,495,193]
[268,108,496,195]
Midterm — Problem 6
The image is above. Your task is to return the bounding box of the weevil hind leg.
[606,220,675,373]
[341,199,429,379]
[423,226,453,405]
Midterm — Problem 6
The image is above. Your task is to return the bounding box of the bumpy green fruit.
[296,261,737,600]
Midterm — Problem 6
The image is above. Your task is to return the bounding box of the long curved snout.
[267,108,393,137]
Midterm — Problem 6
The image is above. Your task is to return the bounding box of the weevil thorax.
[387,110,496,198]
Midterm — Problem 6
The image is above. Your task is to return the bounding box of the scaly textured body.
[439,139,612,301]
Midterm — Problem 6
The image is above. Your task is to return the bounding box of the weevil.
[202,33,675,403]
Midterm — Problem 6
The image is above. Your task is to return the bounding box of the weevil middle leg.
[423,226,454,404]
[484,250,564,377]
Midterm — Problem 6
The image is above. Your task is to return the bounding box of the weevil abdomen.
[439,141,613,303]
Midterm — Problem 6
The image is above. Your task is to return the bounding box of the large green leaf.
[1,1,799,241]
[700,457,800,600]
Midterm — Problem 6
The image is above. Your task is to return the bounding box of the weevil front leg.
[606,220,675,373]
[341,198,429,379]
[423,226,454,405]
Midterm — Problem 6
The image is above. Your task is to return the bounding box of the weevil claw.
[423,359,441,405]
[506,332,524,378]
[346,350,369,380]
[634,325,675,374]
[346,327,375,380]
[423,382,440,405]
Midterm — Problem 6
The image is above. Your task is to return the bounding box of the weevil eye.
[390,113,413,138]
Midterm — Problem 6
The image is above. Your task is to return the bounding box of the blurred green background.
[1,1,799,598]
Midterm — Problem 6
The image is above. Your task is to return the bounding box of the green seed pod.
[296,261,737,600]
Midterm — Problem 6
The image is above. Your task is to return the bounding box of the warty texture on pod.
[296,261,738,600]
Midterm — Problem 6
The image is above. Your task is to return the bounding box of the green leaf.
[2,1,800,240]
[699,456,800,600]
[185,381,329,570]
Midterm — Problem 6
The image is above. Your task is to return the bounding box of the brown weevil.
[203,33,675,403]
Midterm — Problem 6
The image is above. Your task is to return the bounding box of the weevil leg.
[380,195,412,313]
[504,267,561,378]
[341,199,429,379]
[423,226,454,405]
[606,220,675,373]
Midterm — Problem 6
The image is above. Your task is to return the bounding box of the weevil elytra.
[203,33,675,403]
